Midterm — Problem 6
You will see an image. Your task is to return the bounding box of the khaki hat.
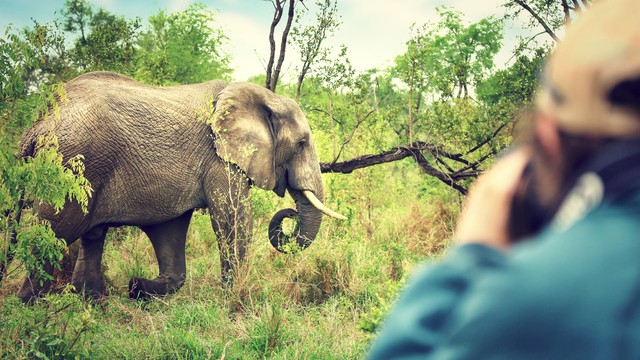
[537,0,640,137]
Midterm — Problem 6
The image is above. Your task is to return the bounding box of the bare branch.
[265,0,285,90]
[464,122,508,156]
[573,0,587,12]
[310,108,342,125]
[331,109,375,164]
[459,143,507,173]
[506,30,548,64]
[513,0,560,42]
[412,151,468,195]
[320,146,413,174]
[561,0,571,24]
[319,141,477,195]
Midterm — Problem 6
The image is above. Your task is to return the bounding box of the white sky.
[0,0,537,82]
[215,0,532,81]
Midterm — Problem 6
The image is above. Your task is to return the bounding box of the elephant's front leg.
[207,175,252,285]
[129,210,193,300]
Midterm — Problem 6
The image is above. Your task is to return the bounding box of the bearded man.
[368,0,640,358]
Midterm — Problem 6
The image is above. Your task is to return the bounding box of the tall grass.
[0,160,459,359]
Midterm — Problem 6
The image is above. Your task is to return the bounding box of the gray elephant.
[16,71,344,302]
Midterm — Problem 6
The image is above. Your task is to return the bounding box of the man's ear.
[535,112,562,157]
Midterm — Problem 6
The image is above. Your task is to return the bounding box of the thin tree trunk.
[271,0,296,93]
[408,59,415,144]
[266,0,284,90]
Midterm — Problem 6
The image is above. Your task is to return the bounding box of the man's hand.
[455,148,531,250]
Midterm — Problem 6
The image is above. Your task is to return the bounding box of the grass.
[0,160,459,359]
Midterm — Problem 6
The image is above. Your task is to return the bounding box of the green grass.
[0,161,459,359]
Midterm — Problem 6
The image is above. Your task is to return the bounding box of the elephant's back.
[21,72,226,156]
[26,72,228,229]
[64,71,227,122]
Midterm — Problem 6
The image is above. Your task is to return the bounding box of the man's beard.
[508,125,605,240]
[530,129,604,210]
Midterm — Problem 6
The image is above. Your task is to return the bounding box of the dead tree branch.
[513,0,560,42]
[319,141,478,195]
[319,119,509,195]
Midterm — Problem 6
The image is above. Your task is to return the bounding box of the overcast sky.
[0,0,532,82]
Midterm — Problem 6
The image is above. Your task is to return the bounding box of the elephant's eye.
[297,139,307,152]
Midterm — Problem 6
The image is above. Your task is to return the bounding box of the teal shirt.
[368,194,640,359]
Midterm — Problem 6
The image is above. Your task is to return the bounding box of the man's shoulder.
[506,198,640,309]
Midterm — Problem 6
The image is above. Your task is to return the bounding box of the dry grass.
[404,199,458,258]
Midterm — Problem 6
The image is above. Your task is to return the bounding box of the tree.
[136,3,232,85]
[19,20,77,86]
[393,24,432,144]
[61,0,141,74]
[291,0,340,99]
[0,26,91,284]
[505,0,592,43]
[391,8,503,146]
[81,15,141,73]
[60,0,92,45]
[308,45,357,159]
[477,47,547,107]
[315,9,508,194]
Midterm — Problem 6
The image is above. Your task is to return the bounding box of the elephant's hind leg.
[71,226,108,299]
[17,261,56,304]
[129,210,193,300]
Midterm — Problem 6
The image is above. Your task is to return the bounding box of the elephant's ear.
[210,83,276,190]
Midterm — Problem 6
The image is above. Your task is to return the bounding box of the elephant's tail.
[19,127,39,159]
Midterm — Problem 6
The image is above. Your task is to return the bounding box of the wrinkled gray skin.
[18,71,324,302]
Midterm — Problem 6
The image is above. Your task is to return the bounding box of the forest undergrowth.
[0,162,460,359]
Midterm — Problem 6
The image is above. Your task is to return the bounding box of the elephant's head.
[210,82,345,252]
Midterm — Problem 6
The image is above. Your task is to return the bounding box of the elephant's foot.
[71,278,106,300]
[17,278,52,305]
[128,275,185,300]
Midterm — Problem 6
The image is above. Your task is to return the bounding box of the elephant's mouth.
[268,189,346,253]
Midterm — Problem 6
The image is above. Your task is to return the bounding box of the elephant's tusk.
[302,190,348,220]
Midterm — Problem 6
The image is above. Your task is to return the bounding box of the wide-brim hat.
[537,0,640,137]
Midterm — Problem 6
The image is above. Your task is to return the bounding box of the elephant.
[15,71,345,302]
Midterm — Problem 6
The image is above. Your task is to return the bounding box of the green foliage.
[395,7,503,100]
[80,14,141,73]
[13,222,66,285]
[358,281,400,334]
[61,0,141,74]
[291,0,341,98]
[0,290,96,359]
[1,23,91,289]
[477,47,547,107]
[136,3,232,85]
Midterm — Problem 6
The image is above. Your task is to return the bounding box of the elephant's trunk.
[269,189,324,253]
